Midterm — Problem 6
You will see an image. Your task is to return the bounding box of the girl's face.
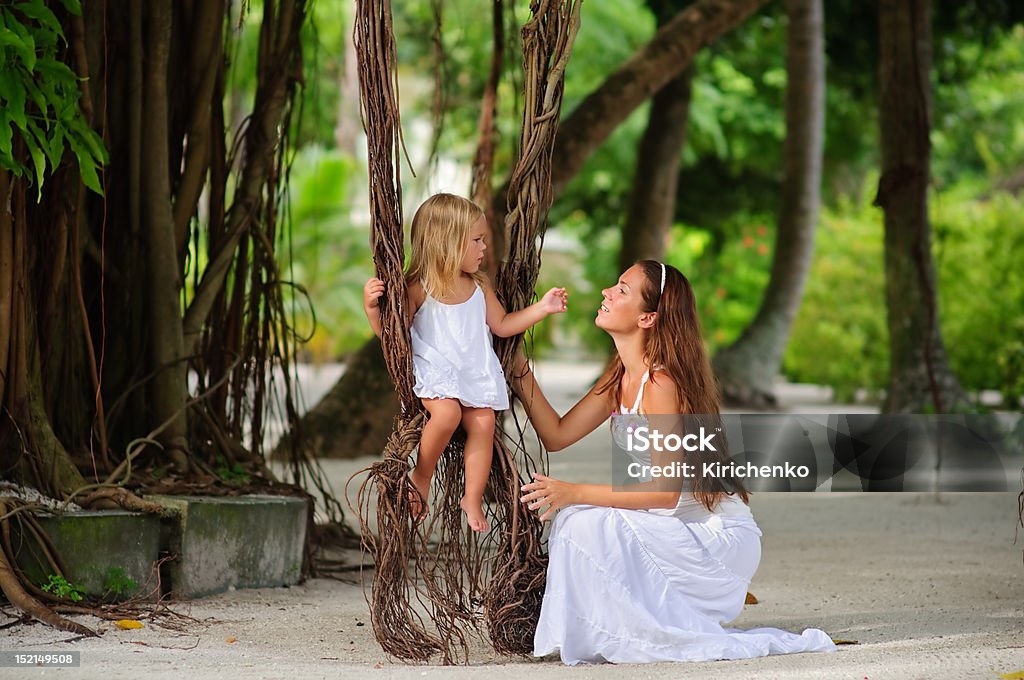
[460,216,488,274]
[596,264,650,333]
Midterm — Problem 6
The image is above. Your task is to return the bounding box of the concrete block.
[14,510,161,601]
[147,495,308,599]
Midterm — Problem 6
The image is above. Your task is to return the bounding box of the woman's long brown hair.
[598,260,750,511]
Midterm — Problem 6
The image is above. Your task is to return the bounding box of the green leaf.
[22,76,48,114]
[6,28,35,71]
[3,16,36,71]
[0,70,26,132]
[56,0,81,16]
[0,26,24,51]
[18,30,34,71]
[35,57,76,84]
[5,11,29,39]
[77,124,107,163]
[68,130,102,195]
[0,111,13,159]
[27,116,60,170]
[47,125,64,166]
[14,1,63,39]
[24,132,46,201]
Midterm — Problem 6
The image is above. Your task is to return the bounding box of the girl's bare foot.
[408,470,431,520]
[460,496,489,532]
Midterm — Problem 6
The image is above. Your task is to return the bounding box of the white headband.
[659,262,666,295]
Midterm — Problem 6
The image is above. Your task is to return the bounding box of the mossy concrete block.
[147,495,307,599]
[14,510,161,601]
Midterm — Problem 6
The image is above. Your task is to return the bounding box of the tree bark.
[334,4,361,156]
[618,65,694,270]
[0,171,12,402]
[471,0,505,274]
[272,338,399,460]
[711,0,825,407]
[181,0,304,346]
[874,0,965,413]
[142,0,191,471]
[173,0,226,250]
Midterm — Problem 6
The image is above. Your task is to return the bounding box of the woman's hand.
[521,472,578,521]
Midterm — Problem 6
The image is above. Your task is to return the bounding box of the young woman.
[515,260,836,664]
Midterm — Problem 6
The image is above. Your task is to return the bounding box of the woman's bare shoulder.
[644,370,683,413]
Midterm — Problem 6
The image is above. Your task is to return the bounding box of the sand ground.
[2,362,1022,679]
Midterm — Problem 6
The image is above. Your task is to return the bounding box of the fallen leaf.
[114,619,144,630]
[225,636,238,644]
[744,592,758,605]
[999,671,1024,679]
[831,639,859,645]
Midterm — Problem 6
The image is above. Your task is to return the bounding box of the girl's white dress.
[410,284,509,410]
[533,371,837,664]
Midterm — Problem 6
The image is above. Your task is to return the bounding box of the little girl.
[364,193,567,532]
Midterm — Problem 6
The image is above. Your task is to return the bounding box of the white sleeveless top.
[611,369,752,522]
[409,284,509,410]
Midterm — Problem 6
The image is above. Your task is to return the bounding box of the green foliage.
[0,0,106,199]
[689,13,786,173]
[675,215,774,352]
[214,455,252,485]
[933,24,1024,185]
[284,145,371,359]
[549,209,776,358]
[933,187,1024,402]
[784,188,888,402]
[41,573,84,602]
[783,181,1024,404]
[103,567,138,596]
[276,0,1024,410]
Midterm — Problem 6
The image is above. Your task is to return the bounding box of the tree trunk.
[711,0,825,408]
[142,0,191,471]
[619,0,695,269]
[471,0,505,274]
[273,338,399,460]
[874,0,965,413]
[334,4,361,156]
[0,178,87,497]
[618,65,694,270]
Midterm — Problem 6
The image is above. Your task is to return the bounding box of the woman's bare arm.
[520,370,686,518]
[511,354,612,452]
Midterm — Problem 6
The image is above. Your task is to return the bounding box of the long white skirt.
[533,504,837,665]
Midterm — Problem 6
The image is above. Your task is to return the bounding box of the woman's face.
[596,264,649,333]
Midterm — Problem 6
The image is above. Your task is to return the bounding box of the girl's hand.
[521,472,577,522]
[364,277,384,310]
[538,287,568,315]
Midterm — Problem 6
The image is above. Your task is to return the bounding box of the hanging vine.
[352,0,581,662]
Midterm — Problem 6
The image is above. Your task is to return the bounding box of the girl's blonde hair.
[406,193,486,298]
